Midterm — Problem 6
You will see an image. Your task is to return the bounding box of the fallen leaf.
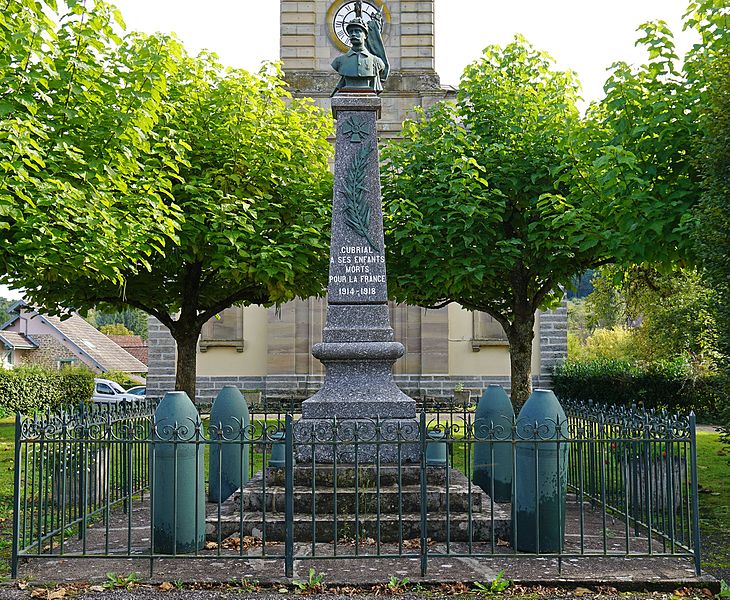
[205,541,218,550]
[89,586,104,592]
[497,538,510,547]
[17,581,28,590]
[574,587,592,596]
[159,581,174,591]
[30,590,47,599]
[48,589,66,600]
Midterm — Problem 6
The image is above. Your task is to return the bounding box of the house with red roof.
[0,301,147,375]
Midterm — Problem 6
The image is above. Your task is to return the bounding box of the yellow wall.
[447,304,541,376]
[197,303,543,378]
[197,306,268,376]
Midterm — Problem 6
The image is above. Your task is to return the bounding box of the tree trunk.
[172,327,201,401]
[506,310,536,410]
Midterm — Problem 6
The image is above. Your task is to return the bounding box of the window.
[199,306,245,352]
[95,382,114,395]
[471,311,508,351]
[58,357,78,368]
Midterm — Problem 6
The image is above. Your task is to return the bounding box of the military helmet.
[345,17,368,35]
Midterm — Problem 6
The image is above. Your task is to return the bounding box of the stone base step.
[238,484,483,513]
[264,465,452,488]
[205,466,509,544]
[239,467,485,514]
[205,510,511,543]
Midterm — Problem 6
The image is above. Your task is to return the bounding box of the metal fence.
[11,397,701,578]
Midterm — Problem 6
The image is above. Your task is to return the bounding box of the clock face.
[328,1,389,51]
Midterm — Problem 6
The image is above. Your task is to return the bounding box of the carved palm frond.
[343,143,379,252]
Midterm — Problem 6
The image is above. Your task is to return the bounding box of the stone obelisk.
[296,6,418,463]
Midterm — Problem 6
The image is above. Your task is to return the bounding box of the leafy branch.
[343,143,379,252]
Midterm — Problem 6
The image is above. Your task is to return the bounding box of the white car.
[92,378,139,403]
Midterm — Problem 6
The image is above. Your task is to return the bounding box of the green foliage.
[103,572,140,590]
[0,365,94,414]
[386,575,411,593]
[585,267,721,372]
[292,568,325,594]
[691,35,730,441]
[382,37,604,405]
[472,570,511,594]
[1,3,334,399]
[99,323,133,336]
[89,308,148,339]
[720,580,730,598]
[0,0,185,291]
[553,359,724,419]
[567,299,592,342]
[103,370,142,389]
[569,327,638,362]
[567,270,595,299]
[0,298,13,326]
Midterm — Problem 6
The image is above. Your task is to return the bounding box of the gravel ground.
[0,582,722,600]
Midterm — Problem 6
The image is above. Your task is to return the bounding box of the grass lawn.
[0,417,726,581]
[0,417,14,577]
[695,431,730,579]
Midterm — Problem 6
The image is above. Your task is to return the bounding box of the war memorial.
[7,1,711,591]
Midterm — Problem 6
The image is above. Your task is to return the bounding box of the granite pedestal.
[296,93,418,463]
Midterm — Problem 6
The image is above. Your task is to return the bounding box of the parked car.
[125,385,146,398]
[92,378,139,403]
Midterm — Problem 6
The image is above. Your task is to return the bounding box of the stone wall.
[18,334,84,370]
[538,300,569,386]
[145,317,177,400]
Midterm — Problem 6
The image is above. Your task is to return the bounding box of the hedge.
[553,359,725,421]
[0,365,95,415]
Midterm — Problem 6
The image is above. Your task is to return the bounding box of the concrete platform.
[13,495,715,589]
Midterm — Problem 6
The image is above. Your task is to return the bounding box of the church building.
[145,0,568,404]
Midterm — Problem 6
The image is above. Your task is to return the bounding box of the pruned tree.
[382,38,611,406]
[2,1,334,399]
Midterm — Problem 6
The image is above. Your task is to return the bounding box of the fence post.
[419,410,428,577]
[284,414,294,578]
[11,412,22,579]
[688,412,702,576]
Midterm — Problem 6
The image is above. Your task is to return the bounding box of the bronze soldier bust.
[331,3,389,94]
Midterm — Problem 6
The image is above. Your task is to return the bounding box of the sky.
[0,0,697,302]
[105,0,697,102]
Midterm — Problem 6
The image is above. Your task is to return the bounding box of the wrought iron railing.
[11,397,701,579]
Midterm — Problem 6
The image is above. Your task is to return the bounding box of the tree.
[0,297,13,325]
[382,38,612,406]
[580,266,720,371]
[577,20,703,268]
[5,33,334,399]
[1,1,185,292]
[99,323,134,336]
[691,6,730,438]
[87,307,149,339]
